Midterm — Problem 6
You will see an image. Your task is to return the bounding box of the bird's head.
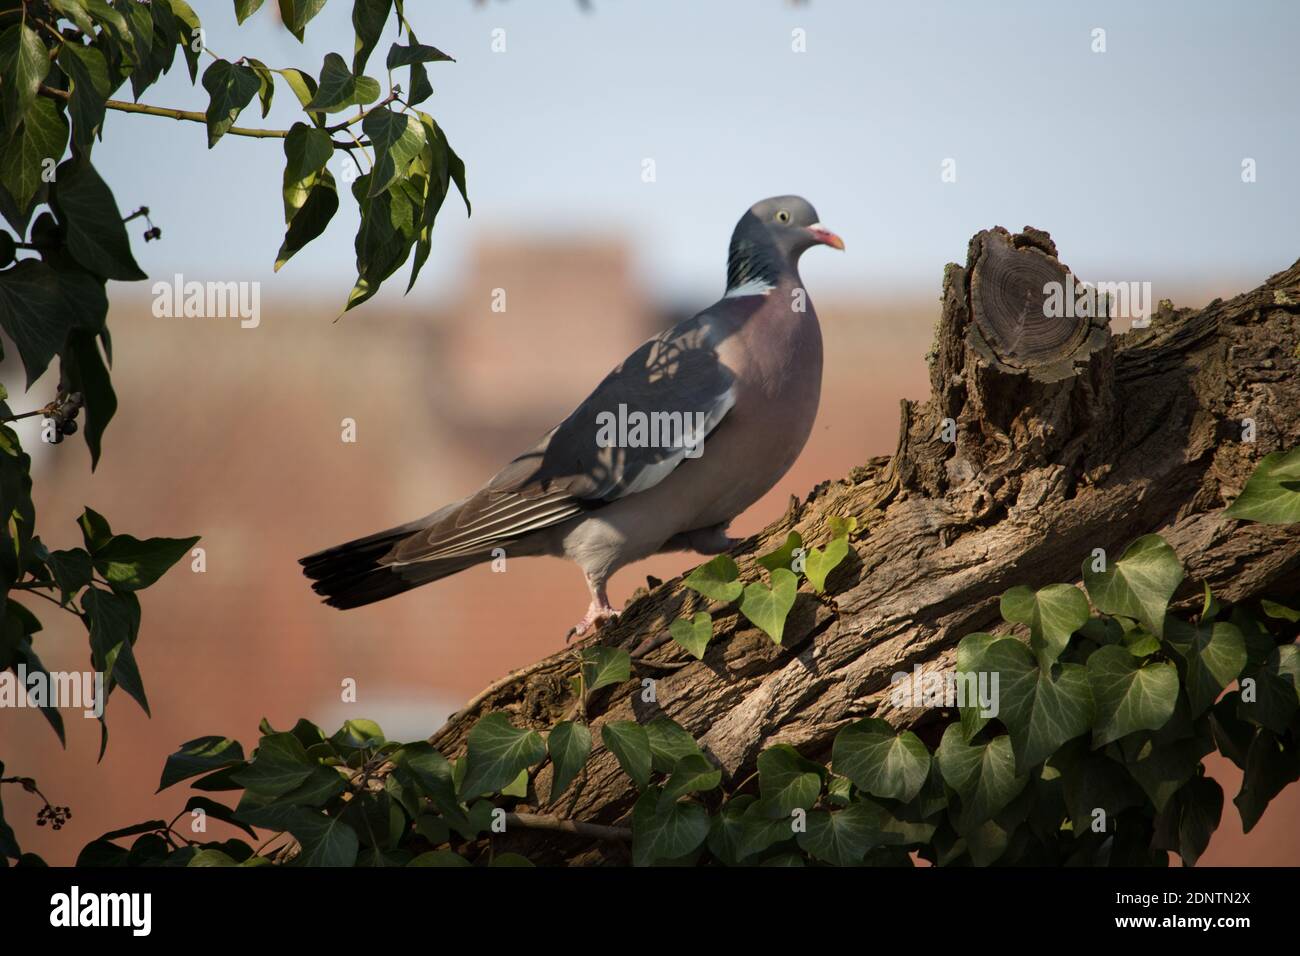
[725,196,843,296]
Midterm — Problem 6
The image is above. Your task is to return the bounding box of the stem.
[37,83,291,139]
[504,812,631,843]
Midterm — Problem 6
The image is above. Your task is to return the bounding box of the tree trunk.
[428,226,1300,865]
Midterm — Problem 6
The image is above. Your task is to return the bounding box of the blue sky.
[95,0,1299,307]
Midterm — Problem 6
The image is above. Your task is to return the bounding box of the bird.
[300,195,843,636]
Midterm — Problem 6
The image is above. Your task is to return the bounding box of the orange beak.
[807,223,845,250]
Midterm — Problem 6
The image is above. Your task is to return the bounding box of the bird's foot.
[566,602,619,642]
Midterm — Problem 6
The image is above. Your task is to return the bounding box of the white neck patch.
[723,278,777,299]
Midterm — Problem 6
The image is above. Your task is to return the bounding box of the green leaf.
[980,638,1093,773]
[757,744,823,818]
[94,532,199,591]
[0,98,68,214]
[62,328,116,468]
[661,753,721,803]
[234,0,266,25]
[955,631,1000,742]
[0,259,76,387]
[546,720,591,800]
[280,807,359,867]
[682,553,743,603]
[344,171,418,311]
[669,611,712,659]
[1165,619,1248,716]
[1261,598,1300,623]
[1234,728,1300,832]
[245,56,275,118]
[739,567,797,644]
[831,717,931,802]
[169,1,203,83]
[644,717,702,773]
[277,0,328,41]
[386,39,454,68]
[280,122,334,220]
[351,0,392,73]
[935,726,1028,832]
[231,732,316,797]
[1083,534,1184,637]
[601,720,652,789]
[580,645,629,694]
[796,804,880,866]
[273,67,325,126]
[1000,583,1090,667]
[756,531,803,574]
[158,736,245,791]
[804,534,849,593]
[1086,644,1180,747]
[51,158,146,280]
[83,586,148,715]
[1155,776,1223,866]
[1238,644,1300,733]
[182,796,258,839]
[0,24,50,136]
[77,506,113,552]
[42,546,93,604]
[363,106,427,197]
[1224,447,1300,524]
[459,711,545,798]
[305,52,380,113]
[275,168,338,271]
[631,787,709,866]
[201,59,262,148]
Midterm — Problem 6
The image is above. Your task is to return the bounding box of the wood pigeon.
[301,196,843,635]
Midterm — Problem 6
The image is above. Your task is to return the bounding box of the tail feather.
[299,516,488,610]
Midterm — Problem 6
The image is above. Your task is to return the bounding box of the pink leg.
[567,575,618,641]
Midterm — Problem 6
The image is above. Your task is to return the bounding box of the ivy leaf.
[245,57,275,118]
[757,744,823,818]
[796,805,880,866]
[661,753,721,803]
[1086,644,1180,747]
[230,732,316,798]
[935,726,1028,832]
[305,52,380,113]
[277,0,328,42]
[363,107,427,197]
[739,567,798,645]
[351,0,392,74]
[669,612,712,659]
[601,720,652,789]
[82,586,148,716]
[682,554,742,603]
[1154,776,1223,867]
[0,23,49,136]
[0,260,76,388]
[580,645,630,694]
[756,531,803,574]
[1261,599,1300,623]
[386,39,454,68]
[644,717,702,773]
[274,67,325,126]
[158,736,246,792]
[94,533,200,591]
[1235,728,1300,832]
[459,712,546,798]
[1225,447,1300,524]
[234,0,266,25]
[804,534,849,593]
[955,632,1000,742]
[280,807,359,867]
[280,123,334,221]
[275,169,338,271]
[981,638,1093,773]
[344,172,418,311]
[201,59,262,148]
[825,515,858,537]
[62,327,117,469]
[1237,645,1300,733]
[546,720,591,800]
[1164,619,1248,717]
[52,158,147,281]
[1082,534,1184,637]
[631,787,709,866]
[831,717,931,802]
[999,583,1090,667]
[0,98,68,214]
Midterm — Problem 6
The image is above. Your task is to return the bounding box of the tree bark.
[429,226,1300,865]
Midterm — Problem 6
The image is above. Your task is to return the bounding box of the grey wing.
[384,314,735,567]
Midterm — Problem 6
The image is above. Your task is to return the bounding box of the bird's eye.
[775,210,791,223]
